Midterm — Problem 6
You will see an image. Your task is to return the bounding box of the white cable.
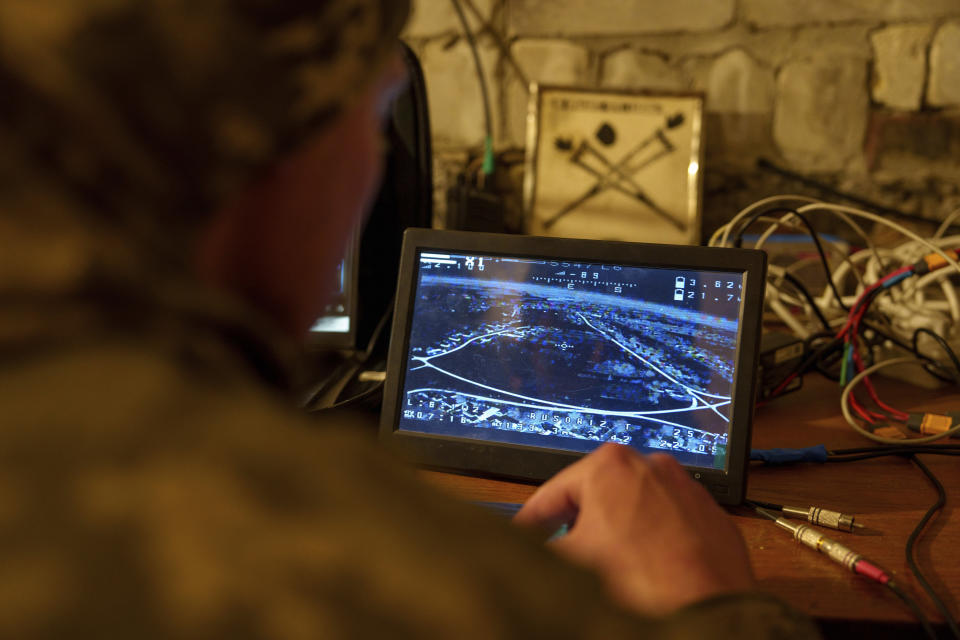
[752,213,852,311]
[796,203,960,278]
[766,265,817,336]
[736,206,878,311]
[826,247,899,309]
[841,357,960,445]
[712,194,818,247]
[749,211,869,323]
[716,197,958,365]
[767,290,812,338]
[934,207,960,239]
[767,261,813,308]
[910,270,960,322]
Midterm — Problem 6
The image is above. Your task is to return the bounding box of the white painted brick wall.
[421,39,501,148]
[743,0,960,28]
[505,40,591,146]
[870,24,932,111]
[773,55,869,172]
[706,49,774,114]
[600,50,687,91]
[404,0,494,38]
[928,21,960,107]
[508,0,735,35]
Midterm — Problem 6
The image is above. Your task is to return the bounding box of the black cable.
[829,444,960,456]
[787,336,844,381]
[785,210,852,312]
[906,455,960,639]
[812,449,958,634]
[310,380,385,413]
[831,444,960,456]
[459,0,530,89]
[764,311,919,401]
[802,332,843,381]
[361,296,395,361]
[746,491,938,635]
[744,498,782,511]
[913,327,960,378]
[778,271,832,332]
[450,0,492,155]
[887,581,938,640]
[761,334,842,401]
[828,450,960,462]
[861,318,915,354]
[734,207,850,311]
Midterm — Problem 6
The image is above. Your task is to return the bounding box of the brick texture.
[505,40,590,146]
[509,0,735,36]
[774,55,869,172]
[600,49,687,91]
[421,39,500,148]
[928,21,960,107]
[743,0,960,28]
[870,24,932,111]
[404,0,494,38]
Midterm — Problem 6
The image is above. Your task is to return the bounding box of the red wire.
[849,392,875,424]
[769,372,798,398]
[851,345,910,421]
[837,266,912,340]
[837,266,913,423]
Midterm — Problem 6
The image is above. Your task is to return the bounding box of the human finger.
[512,455,589,532]
[513,444,645,531]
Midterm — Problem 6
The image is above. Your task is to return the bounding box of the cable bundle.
[712,197,960,442]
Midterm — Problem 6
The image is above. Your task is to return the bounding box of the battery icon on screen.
[674,289,685,301]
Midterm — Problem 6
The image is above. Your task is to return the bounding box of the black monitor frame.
[306,225,360,352]
[305,42,432,357]
[379,229,766,505]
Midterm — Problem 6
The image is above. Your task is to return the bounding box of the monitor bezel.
[306,225,361,352]
[379,229,766,505]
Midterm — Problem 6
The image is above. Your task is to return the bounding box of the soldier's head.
[0,0,410,336]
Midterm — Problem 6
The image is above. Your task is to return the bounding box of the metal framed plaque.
[524,85,704,245]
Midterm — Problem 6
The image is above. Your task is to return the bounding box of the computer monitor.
[306,42,432,357]
[380,229,766,505]
[307,228,359,351]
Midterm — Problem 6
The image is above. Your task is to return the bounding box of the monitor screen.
[307,231,358,350]
[395,249,746,471]
[309,256,351,335]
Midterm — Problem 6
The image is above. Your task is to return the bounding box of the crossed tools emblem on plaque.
[544,113,687,231]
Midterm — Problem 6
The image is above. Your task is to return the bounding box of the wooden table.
[421,375,959,626]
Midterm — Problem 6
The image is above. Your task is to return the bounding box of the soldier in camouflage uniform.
[0,1,820,638]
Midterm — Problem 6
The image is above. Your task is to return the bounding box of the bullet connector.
[781,505,864,532]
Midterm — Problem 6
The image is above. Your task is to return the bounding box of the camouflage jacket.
[0,286,822,639]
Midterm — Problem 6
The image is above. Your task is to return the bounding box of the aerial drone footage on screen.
[395,249,746,471]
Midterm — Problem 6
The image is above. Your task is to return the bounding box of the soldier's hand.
[514,444,754,616]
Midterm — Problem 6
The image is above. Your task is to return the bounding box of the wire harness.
[713,197,960,443]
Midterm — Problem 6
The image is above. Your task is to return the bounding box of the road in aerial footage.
[397,253,744,469]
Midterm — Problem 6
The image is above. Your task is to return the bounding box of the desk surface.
[420,375,959,624]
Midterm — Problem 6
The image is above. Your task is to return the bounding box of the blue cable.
[750,445,829,465]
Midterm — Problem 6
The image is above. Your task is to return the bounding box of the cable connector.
[781,505,864,532]
[756,507,891,585]
[912,247,960,275]
[872,425,908,440]
[906,412,959,437]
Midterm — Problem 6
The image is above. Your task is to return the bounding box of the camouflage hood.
[0,0,409,296]
[0,0,409,374]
